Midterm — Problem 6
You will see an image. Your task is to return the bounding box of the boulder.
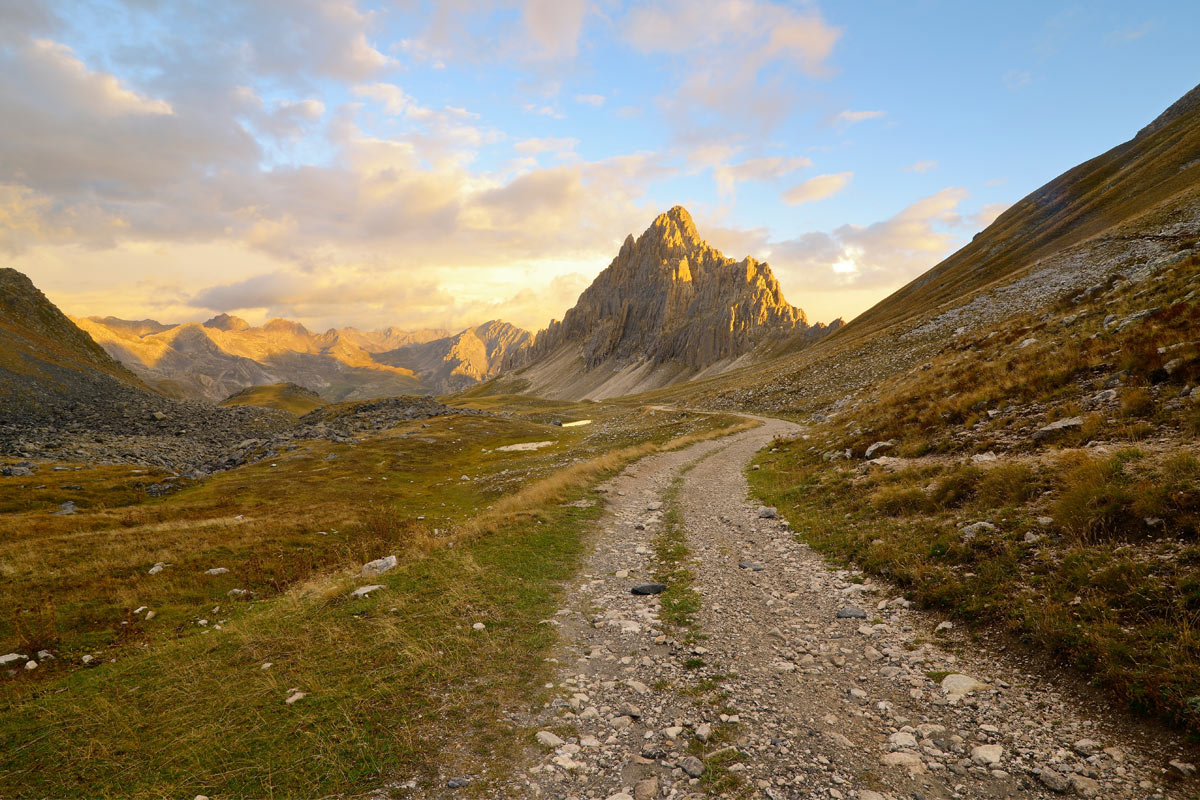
[361,555,398,578]
[1033,416,1085,441]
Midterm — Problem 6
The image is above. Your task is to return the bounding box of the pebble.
[630,583,666,595]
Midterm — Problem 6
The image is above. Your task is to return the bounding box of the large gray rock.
[361,555,398,578]
[1033,416,1085,441]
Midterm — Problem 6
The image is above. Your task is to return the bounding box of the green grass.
[651,478,701,630]
[0,403,753,797]
[0,496,596,798]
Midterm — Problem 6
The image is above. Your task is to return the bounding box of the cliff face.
[375,320,531,394]
[503,207,817,398]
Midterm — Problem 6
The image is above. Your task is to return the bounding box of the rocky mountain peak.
[641,205,702,253]
[505,208,821,386]
[204,313,251,332]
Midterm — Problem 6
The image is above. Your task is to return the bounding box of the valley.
[1,63,1199,800]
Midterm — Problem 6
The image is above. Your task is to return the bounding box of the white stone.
[535,731,565,748]
[940,673,986,695]
[971,744,1003,766]
[351,584,385,598]
[361,555,397,578]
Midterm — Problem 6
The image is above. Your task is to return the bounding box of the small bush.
[931,466,982,508]
[872,486,932,516]
[1120,388,1156,418]
[976,462,1042,507]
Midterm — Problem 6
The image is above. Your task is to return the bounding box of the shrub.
[872,486,933,516]
[976,462,1042,507]
[931,465,983,508]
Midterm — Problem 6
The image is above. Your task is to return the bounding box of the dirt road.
[475,417,1195,799]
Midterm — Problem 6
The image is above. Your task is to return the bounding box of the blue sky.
[2,1,1197,332]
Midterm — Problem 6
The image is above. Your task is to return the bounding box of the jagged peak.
[204,313,250,332]
[262,318,310,336]
[641,205,702,251]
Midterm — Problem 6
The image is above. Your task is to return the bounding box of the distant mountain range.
[72,314,529,402]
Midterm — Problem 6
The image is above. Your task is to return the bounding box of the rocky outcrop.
[375,320,531,394]
[501,206,832,399]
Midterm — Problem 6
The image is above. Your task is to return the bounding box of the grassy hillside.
[0,400,751,797]
[750,253,1200,734]
[220,382,329,416]
[0,268,146,389]
[841,83,1200,343]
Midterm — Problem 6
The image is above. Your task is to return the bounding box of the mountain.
[0,268,290,467]
[650,82,1200,416]
[74,314,526,403]
[498,206,838,399]
[843,82,1200,343]
[374,321,531,394]
[0,268,150,424]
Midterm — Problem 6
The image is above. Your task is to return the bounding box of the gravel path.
[472,417,1198,800]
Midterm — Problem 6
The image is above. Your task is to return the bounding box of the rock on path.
[408,415,1196,799]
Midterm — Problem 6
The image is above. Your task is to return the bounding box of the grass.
[750,442,1200,735]
[0,401,752,797]
[219,382,328,415]
[651,478,702,631]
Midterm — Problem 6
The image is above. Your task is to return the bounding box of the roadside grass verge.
[649,465,747,796]
[750,443,1200,735]
[0,405,751,797]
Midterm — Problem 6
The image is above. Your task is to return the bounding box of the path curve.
[475,414,1194,799]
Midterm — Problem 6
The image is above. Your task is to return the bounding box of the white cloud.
[523,0,587,60]
[770,187,970,290]
[523,103,565,119]
[833,109,885,125]
[1003,69,1032,89]
[622,1,840,138]
[904,160,937,174]
[514,137,579,155]
[713,156,812,197]
[575,93,606,106]
[782,172,853,205]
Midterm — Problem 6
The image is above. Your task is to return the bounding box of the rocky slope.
[374,320,531,394]
[0,268,293,471]
[500,206,838,400]
[648,82,1200,418]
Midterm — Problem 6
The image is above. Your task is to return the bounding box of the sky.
[2,1,1199,334]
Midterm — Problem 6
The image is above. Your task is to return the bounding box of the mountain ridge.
[74,313,529,402]
[499,205,839,399]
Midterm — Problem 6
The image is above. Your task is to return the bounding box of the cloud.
[833,109,884,125]
[574,93,606,106]
[782,172,853,205]
[522,0,587,60]
[1003,69,1032,90]
[622,1,840,139]
[712,155,812,197]
[1105,21,1153,44]
[523,103,564,119]
[770,187,970,290]
[903,160,937,174]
